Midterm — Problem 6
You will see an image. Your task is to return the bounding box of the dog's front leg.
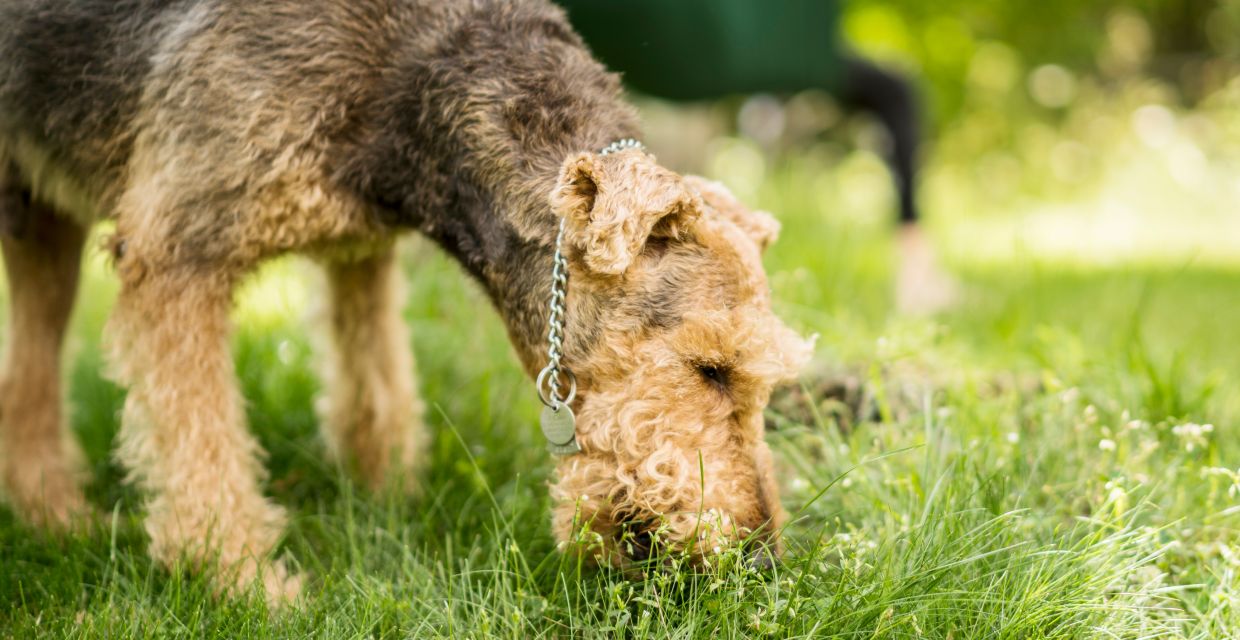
[105,262,301,604]
[316,244,425,493]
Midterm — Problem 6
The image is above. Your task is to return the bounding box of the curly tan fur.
[0,0,809,602]
[682,175,782,252]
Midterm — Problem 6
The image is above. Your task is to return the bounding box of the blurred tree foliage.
[842,0,1235,127]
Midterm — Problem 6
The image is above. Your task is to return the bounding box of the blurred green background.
[636,0,1240,268]
[847,0,1233,126]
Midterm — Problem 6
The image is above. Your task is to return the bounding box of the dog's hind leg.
[106,257,301,603]
[316,245,425,493]
[0,186,90,531]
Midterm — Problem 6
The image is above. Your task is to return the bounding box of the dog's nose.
[747,545,777,572]
[627,529,655,562]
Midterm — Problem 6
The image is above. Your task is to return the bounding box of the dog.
[0,0,810,602]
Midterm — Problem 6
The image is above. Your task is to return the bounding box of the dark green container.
[557,0,844,100]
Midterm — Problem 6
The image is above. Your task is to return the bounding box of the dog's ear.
[551,150,702,275]
[683,176,780,253]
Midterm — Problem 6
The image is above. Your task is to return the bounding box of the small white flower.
[1202,467,1240,497]
[1172,422,1213,451]
[1006,432,1020,444]
[1098,439,1117,451]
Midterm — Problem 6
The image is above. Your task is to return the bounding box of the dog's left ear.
[551,150,702,275]
[683,176,780,253]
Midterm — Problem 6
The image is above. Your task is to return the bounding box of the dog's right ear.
[551,150,702,276]
[682,176,780,253]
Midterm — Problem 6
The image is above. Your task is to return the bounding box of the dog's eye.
[697,363,728,387]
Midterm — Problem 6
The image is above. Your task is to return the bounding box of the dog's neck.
[337,0,639,375]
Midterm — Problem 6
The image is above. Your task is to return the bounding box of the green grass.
[4,139,1239,636]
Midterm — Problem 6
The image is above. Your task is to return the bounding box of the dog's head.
[547,149,811,567]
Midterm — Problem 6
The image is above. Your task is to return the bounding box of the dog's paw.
[222,556,305,608]
[4,467,97,534]
[259,560,305,608]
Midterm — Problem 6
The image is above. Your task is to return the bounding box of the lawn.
[4,103,1239,637]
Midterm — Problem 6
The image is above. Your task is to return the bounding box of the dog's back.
[1,0,620,240]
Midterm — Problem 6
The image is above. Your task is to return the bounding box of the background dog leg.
[317,246,425,493]
[0,199,89,531]
[106,267,300,604]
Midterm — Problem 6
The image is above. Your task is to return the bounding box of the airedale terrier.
[0,0,810,601]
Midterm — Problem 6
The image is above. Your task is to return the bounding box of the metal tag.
[540,403,581,456]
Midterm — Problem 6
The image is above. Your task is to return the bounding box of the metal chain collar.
[535,138,646,455]
[598,137,645,157]
[535,218,576,408]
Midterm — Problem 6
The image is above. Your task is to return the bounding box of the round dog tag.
[540,403,580,455]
